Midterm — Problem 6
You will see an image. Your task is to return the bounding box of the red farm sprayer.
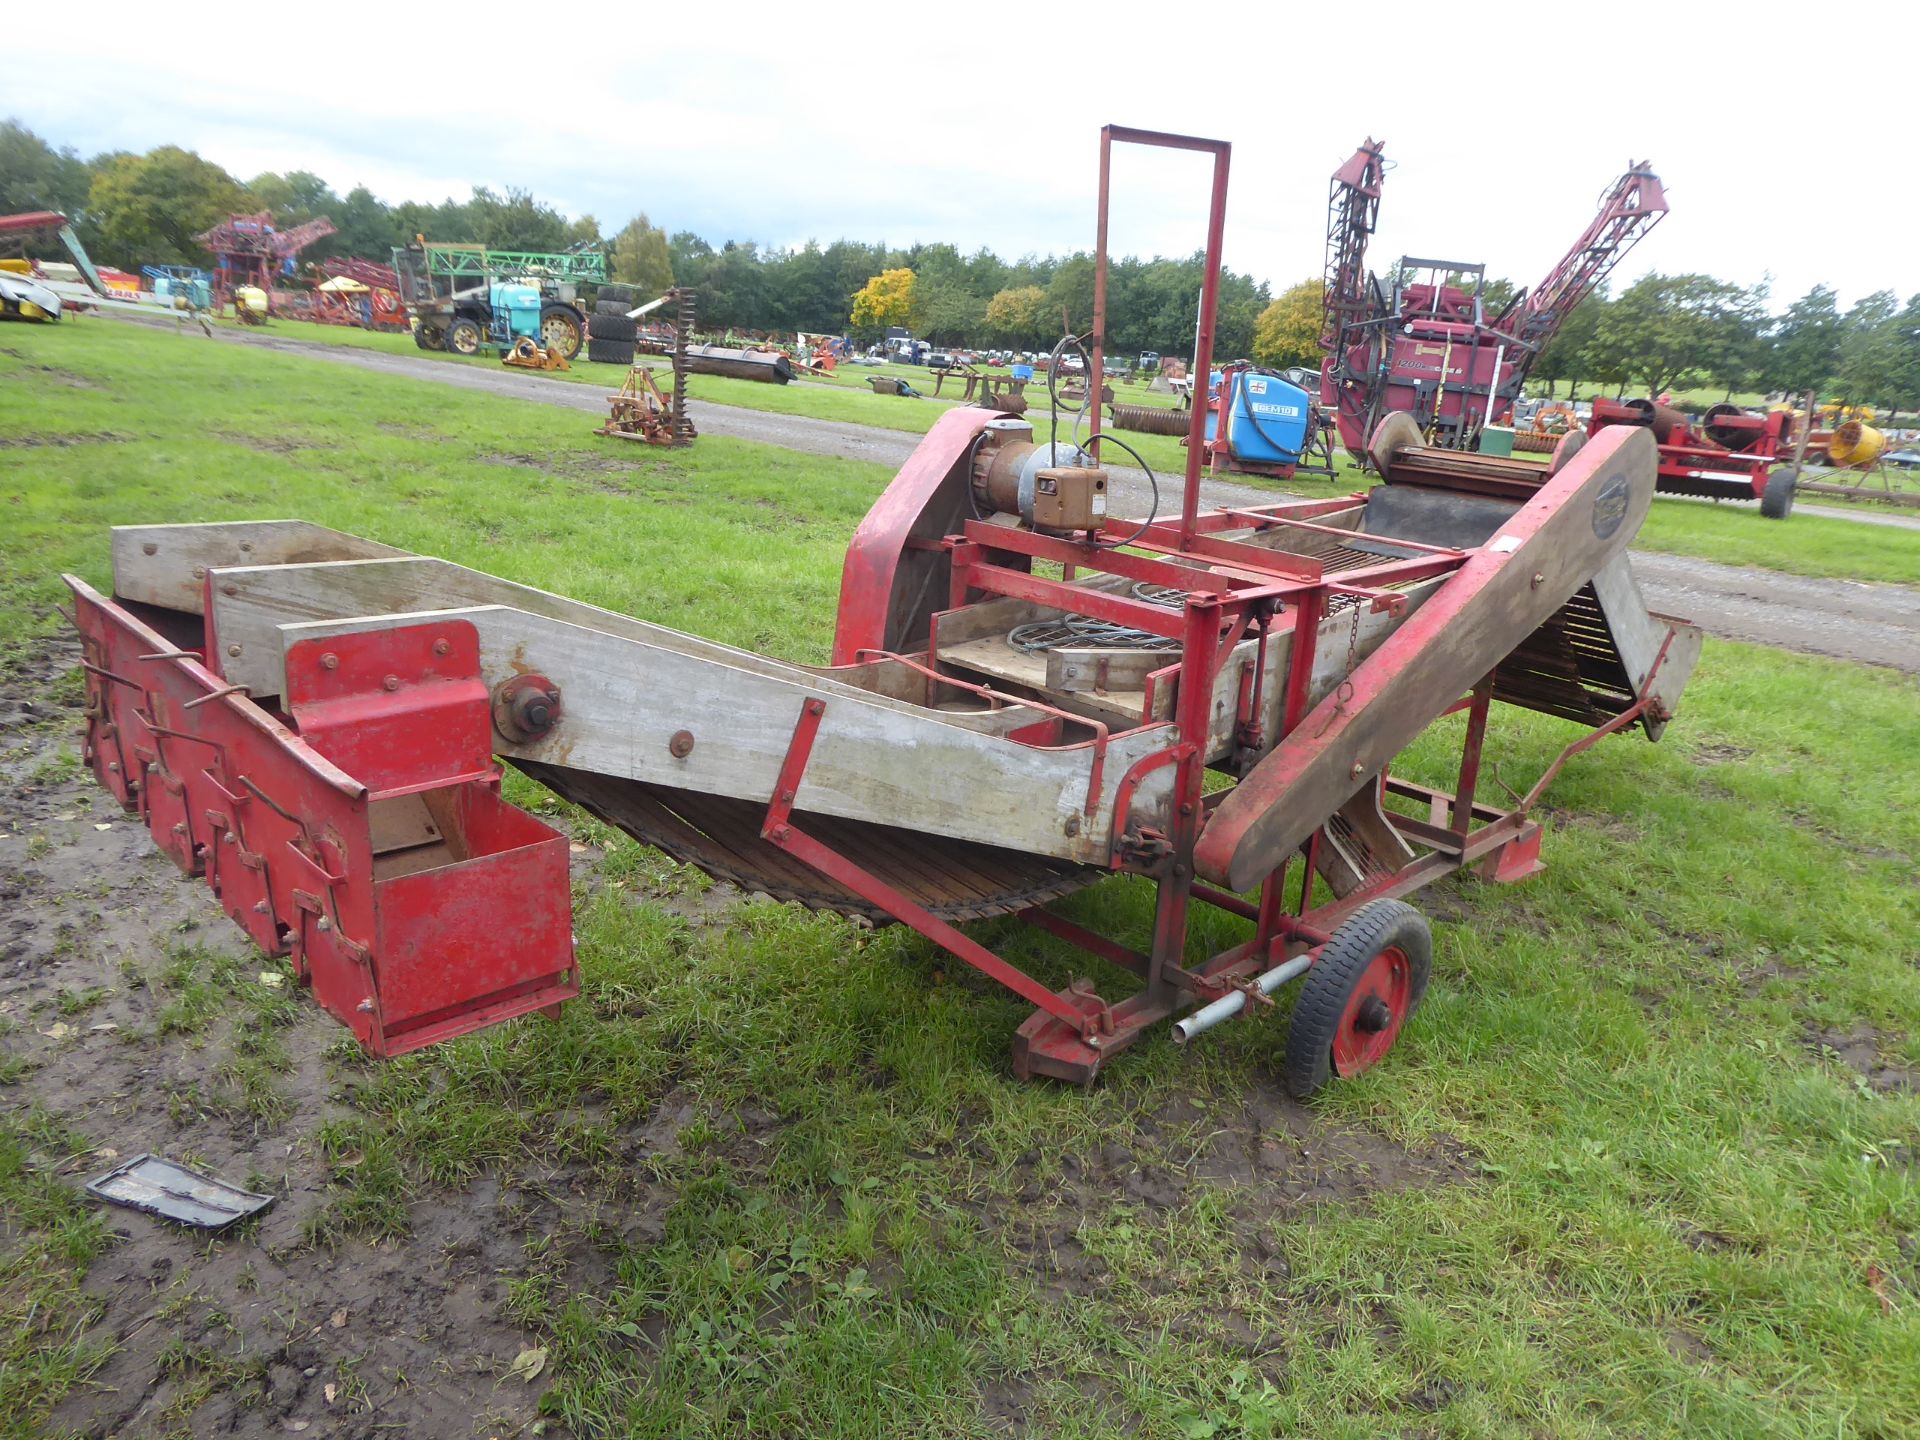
[65,128,1700,1094]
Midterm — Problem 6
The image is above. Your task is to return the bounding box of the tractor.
[392,238,597,362]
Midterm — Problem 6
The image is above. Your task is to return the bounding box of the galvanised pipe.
[1170,954,1312,1044]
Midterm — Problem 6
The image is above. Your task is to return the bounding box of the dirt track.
[109,316,1920,674]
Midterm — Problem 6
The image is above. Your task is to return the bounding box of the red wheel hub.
[1331,945,1412,1077]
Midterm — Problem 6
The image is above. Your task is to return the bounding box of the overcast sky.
[14,2,1915,311]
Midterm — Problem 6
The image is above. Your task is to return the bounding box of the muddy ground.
[1,642,1468,1438]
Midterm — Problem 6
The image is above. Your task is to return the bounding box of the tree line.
[0,120,1268,353]
[6,120,1913,409]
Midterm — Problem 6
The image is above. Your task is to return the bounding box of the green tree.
[0,118,92,216]
[610,213,673,294]
[1045,254,1094,336]
[246,170,339,224]
[1591,273,1758,397]
[1765,285,1842,398]
[1705,280,1769,400]
[328,185,399,262]
[700,241,770,330]
[469,186,574,252]
[1250,279,1322,367]
[1530,293,1604,400]
[1883,294,1920,423]
[87,146,248,266]
[910,279,983,344]
[1834,290,1901,408]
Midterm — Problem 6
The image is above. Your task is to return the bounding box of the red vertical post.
[1090,128,1231,545]
[1144,592,1222,1006]
[1452,679,1492,836]
[1181,146,1232,546]
[1091,128,1111,449]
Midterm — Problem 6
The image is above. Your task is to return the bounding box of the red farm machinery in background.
[63,128,1701,1094]
[306,257,410,332]
[195,210,338,312]
[1586,397,1807,519]
[1320,139,1668,458]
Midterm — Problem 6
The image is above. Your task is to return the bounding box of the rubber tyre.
[595,299,631,316]
[588,339,635,366]
[539,304,584,360]
[1283,899,1431,1099]
[445,318,484,356]
[598,284,634,306]
[414,321,446,351]
[1760,467,1796,520]
[592,312,636,342]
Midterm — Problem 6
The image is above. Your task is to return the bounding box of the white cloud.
[17,0,1917,307]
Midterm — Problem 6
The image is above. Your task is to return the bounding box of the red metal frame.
[743,128,1686,1083]
[1319,141,1667,458]
[1587,399,1794,502]
[740,128,1674,1083]
[56,130,1677,1085]
[66,576,578,1056]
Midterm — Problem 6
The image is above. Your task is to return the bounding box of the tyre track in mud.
[104,315,1920,675]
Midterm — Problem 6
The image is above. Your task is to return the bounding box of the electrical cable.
[1076,429,1159,548]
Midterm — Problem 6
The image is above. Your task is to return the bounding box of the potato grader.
[65,129,1701,1095]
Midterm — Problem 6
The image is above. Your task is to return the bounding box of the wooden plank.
[275,604,1183,867]
[1046,648,1172,695]
[209,555,1003,727]
[111,521,405,616]
[1587,553,1702,740]
[940,636,1150,732]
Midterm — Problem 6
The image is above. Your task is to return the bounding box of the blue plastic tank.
[490,281,543,339]
[1204,371,1311,465]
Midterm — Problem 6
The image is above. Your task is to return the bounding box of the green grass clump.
[0,1108,114,1432]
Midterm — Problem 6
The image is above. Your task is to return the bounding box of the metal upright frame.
[746,127,1675,1083]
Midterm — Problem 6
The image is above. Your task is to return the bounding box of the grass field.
[3,320,1920,1438]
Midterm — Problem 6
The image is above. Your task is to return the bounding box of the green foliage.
[86,145,248,267]
[1250,279,1322,367]
[1765,285,1844,397]
[1591,273,1768,397]
[1832,290,1916,413]
[611,213,674,293]
[909,280,984,345]
[1046,252,1094,334]
[0,117,91,215]
[1531,294,1602,399]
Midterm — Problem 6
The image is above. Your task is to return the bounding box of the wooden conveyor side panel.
[1194,426,1659,892]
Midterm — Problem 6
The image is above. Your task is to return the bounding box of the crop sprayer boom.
[65,129,1701,1093]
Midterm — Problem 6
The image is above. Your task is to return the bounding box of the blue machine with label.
[1204,370,1313,467]
[488,281,543,347]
